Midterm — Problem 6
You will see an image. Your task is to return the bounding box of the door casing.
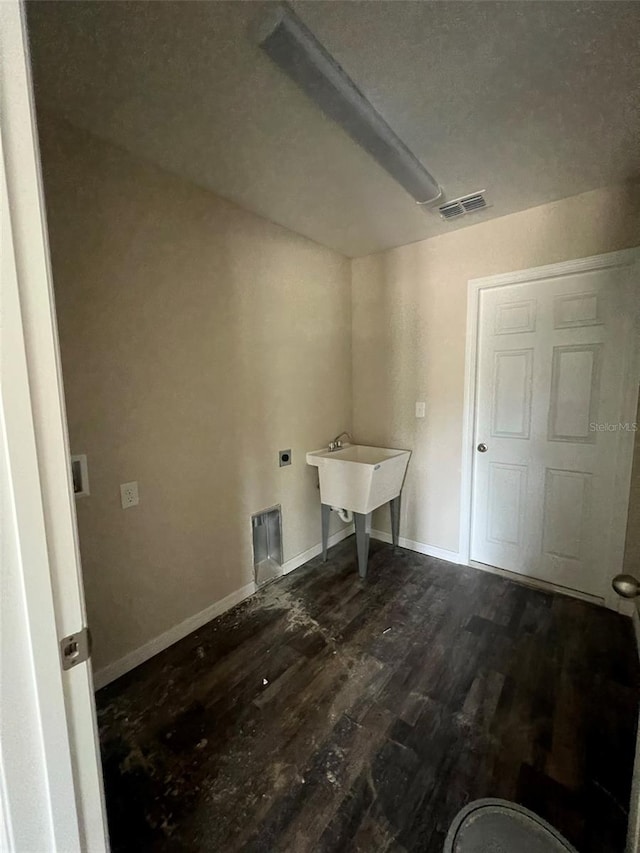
[1,1,109,849]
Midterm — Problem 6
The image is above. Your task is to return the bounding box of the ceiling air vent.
[438,191,488,221]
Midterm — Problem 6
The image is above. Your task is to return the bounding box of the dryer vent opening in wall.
[252,506,283,586]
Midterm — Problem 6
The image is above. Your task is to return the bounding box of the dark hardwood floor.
[96,537,640,852]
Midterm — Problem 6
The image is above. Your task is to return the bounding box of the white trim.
[633,607,640,660]
[459,264,482,565]
[1,2,109,848]
[468,560,604,606]
[469,247,640,290]
[370,529,461,564]
[629,604,640,853]
[1,43,81,853]
[606,270,640,610]
[628,721,640,853]
[370,528,610,606]
[92,582,258,690]
[0,755,12,853]
[279,524,354,577]
[459,247,640,604]
[618,598,637,618]
[93,526,354,690]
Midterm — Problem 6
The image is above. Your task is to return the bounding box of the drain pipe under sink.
[332,507,353,524]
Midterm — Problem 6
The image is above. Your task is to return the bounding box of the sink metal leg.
[354,512,371,578]
[390,495,401,549]
[321,503,331,562]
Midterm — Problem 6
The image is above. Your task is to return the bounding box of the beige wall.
[352,185,640,553]
[40,108,640,674]
[39,116,352,672]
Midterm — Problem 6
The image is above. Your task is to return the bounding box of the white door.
[470,258,638,600]
[1,2,109,850]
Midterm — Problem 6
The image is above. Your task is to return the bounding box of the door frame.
[459,248,640,611]
[3,0,639,846]
[1,1,109,849]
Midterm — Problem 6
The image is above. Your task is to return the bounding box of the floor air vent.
[438,191,488,221]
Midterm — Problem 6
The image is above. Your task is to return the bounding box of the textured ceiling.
[27,1,640,257]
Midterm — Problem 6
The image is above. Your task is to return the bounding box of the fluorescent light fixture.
[255,4,442,207]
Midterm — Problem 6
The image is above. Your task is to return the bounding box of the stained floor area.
[97,537,640,852]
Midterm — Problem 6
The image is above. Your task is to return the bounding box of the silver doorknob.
[477,443,488,453]
[612,574,640,598]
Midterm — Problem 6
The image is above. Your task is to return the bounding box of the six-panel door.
[471,267,634,598]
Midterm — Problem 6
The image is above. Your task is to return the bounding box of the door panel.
[495,299,537,335]
[541,468,592,561]
[491,349,533,438]
[487,463,528,546]
[470,263,637,599]
[548,344,601,442]
[553,290,603,328]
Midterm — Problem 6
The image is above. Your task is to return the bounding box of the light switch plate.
[120,481,139,509]
[415,402,426,418]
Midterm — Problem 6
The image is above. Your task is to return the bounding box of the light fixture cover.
[255,4,442,207]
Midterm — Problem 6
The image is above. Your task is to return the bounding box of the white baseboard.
[633,605,640,660]
[92,581,256,690]
[627,724,640,853]
[370,529,461,565]
[467,558,605,605]
[617,598,637,618]
[92,525,353,690]
[629,602,640,853]
[280,524,354,577]
[369,529,615,610]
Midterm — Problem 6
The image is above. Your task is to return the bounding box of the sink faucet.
[328,431,352,452]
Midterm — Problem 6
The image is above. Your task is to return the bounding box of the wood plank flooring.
[96,537,640,852]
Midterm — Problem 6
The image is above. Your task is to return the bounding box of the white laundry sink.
[306,444,411,515]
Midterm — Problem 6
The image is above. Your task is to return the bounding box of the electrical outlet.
[415,401,426,418]
[120,481,139,509]
[279,449,292,467]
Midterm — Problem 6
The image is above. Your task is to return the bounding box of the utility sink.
[306,445,410,515]
[307,444,411,578]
